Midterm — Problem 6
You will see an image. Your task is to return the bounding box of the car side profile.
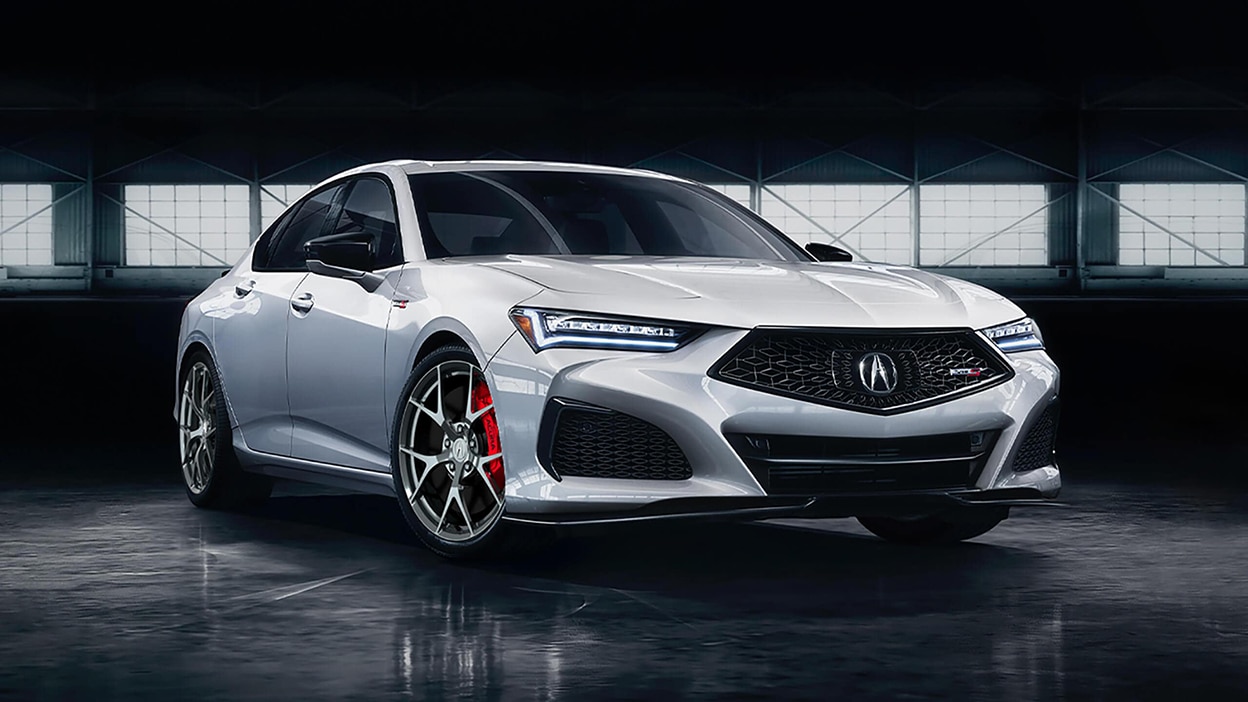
[174,160,1060,558]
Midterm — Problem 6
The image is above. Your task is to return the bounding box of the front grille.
[1012,403,1058,472]
[548,404,692,481]
[710,329,1012,413]
[726,431,997,495]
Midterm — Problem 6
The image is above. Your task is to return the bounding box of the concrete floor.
[2,447,1248,701]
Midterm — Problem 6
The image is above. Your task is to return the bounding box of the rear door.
[212,183,346,456]
[286,176,404,471]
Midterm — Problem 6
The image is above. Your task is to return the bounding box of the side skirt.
[234,437,396,497]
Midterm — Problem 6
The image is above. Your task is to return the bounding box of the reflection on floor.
[2,451,1248,700]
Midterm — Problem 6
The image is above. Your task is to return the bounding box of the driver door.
[286,176,404,471]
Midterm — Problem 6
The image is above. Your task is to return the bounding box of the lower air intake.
[1012,403,1059,472]
[548,402,693,481]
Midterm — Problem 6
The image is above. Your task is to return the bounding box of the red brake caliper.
[470,376,505,493]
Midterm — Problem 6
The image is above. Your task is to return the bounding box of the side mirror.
[305,231,375,271]
[304,232,386,293]
[806,242,854,262]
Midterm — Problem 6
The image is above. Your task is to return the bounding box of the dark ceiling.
[8,1,1247,86]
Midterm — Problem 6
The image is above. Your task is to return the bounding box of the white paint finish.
[286,269,401,471]
[208,265,307,456]
[478,255,1022,330]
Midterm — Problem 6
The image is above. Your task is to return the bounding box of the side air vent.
[538,398,692,481]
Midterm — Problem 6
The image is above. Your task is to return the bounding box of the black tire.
[857,509,1005,545]
[178,351,272,509]
[391,344,552,560]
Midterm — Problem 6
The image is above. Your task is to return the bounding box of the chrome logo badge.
[857,352,899,395]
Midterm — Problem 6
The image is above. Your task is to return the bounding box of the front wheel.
[392,345,529,559]
[857,509,1006,545]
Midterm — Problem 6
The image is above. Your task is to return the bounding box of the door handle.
[291,292,315,314]
[235,280,255,297]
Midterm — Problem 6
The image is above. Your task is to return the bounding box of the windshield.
[407,170,810,261]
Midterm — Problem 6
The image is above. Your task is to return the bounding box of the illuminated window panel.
[261,184,313,229]
[760,184,912,264]
[919,184,1048,266]
[1118,183,1245,266]
[704,183,753,210]
[124,184,251,266]
[0,184,54,266]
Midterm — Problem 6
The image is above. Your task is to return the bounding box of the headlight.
[981,317,1045,353]
[509,307,702,352]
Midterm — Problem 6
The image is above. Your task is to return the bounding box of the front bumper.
[487,327,1061,522]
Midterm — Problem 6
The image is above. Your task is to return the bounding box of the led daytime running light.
[510,308,694,352]
[981,317,1044,353]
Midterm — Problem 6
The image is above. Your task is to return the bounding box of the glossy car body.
[175,160,1060,551]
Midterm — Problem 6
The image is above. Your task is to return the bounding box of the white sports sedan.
[174,160,1061,558]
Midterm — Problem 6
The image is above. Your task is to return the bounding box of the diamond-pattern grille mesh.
[552,408,693,481]
[712,331,1011,412]
[1012,404,1058,472]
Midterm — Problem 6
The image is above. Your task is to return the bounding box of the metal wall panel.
[1046,183,1078,266]
[1085,184,1120,265]
[93,186,124,267]
[51,184,88,265]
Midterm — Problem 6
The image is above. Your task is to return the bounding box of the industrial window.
[124,185,250,266]
[919,184,1048,266]
[0,184,54,266]
[1118,184,1246,266]
[261,184,313,229]
[760,184,913,264]
[704,183,753,210]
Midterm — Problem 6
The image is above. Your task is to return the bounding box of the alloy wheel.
[398,360,505,542]
[179,361,217,494]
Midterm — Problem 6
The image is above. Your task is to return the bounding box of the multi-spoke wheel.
[393,346,507,557]
[179,360,218,495]
[178,351,271,508]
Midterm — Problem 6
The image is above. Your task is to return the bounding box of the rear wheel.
[392,345,532,559]
[178,352,272,508]
[857,509,1005,545]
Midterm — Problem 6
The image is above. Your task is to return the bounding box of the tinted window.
[407,171,806,260]
[331,177,402,268]
[408,173,562,257]
[264,185,343,270]
[251,207,293,270]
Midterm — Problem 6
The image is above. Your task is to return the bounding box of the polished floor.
[2,446,1247,701]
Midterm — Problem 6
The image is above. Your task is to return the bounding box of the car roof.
[333,159,691,183]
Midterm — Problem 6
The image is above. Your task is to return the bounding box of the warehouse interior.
[2,4,1247,700]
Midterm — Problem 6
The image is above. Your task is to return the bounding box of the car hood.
[477,255,1023,329]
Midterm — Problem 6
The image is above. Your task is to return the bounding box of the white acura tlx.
[174,160,1061,558]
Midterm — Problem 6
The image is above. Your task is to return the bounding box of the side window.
[264,185,344,271]
[330,177,402,268]
[251,208,293,270]
[409,173,558,258]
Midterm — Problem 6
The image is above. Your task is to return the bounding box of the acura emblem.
[857,352,899,395]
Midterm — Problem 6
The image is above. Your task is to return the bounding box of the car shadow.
[237,490,1052,618]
